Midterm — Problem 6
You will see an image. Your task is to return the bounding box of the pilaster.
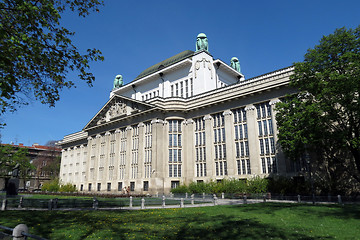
[183,119,195,183]
[269,98,287,174]
[204,114,214,177]
[223,110,235,176]
[245,105,260,175]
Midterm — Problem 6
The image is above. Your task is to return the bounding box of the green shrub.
[41,178,77,193]
[59,183,77,192]
[171,184,189,194]
[171,176,268,195]
[247,176,268,194]
[42,178,60,192]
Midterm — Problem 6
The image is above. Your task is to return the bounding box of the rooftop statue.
[230,57,241,73]
[196,33,208,52]
[113,75,123,90]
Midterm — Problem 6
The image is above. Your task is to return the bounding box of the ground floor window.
[130,182,135,191]
[143,181,149,191]
[118,182,122,191]
[97,183,101,191]
[171,181,180,189]
[88,183,92,191]
[80,184,83,191]
[107,183,111,191]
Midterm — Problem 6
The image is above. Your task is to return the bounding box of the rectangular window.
[180,82,183,97]
[118,182,122,191]
[190,78,193,96]
[262,158,266,173]
[171,181,180,189]
[247,159,251,174]
[185,80,189,97]
[268,119,274,135]
[143,181,149,191]
[88,183,92,191]
[260,139,264,155]
[130,182,135,191]
[175,83,179,96]
[107,183,111,191]
[258,121,263,136]
[171,85,174,97]
[97,183,101,191]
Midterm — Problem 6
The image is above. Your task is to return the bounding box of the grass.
[0,203,359,239]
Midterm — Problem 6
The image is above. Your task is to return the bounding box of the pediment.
[84,95,156,130]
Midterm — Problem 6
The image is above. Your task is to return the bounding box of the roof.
[133,50,194,81]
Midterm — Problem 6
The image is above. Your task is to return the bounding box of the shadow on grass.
[233,202,360,220]
[0,205,346,239]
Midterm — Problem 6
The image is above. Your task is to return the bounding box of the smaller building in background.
[0,143,62,191]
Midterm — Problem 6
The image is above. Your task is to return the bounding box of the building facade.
[0,143,61,191]
[58,34,297,194]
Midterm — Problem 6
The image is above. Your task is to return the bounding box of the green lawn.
[0,203,359,239]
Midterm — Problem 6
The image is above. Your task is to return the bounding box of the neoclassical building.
[58,34,297,194]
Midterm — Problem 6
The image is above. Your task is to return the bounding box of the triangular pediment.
[84,95,157,130]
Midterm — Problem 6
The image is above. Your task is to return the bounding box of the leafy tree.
[0,144,34,188]
[0,0,104,118]
[276,26,360,194]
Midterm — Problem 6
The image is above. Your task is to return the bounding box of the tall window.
[213,112,227,176]
[180,81,184,97]
[256,102,277,174]
[119,128,126,180]
[144,122,152,178]
[109,132,116,180]
[131,125,139,179]
[185,80,189,98]
[194,117,206,177]
[190,78,193,96]
[168,120,182,178]
[233,108,251,175]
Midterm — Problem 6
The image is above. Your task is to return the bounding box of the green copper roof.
[134,50,194,81]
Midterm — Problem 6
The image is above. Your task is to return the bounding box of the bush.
[42,178,60,192]
[247,176,268,194]
[171,176,268,195]
[41,178,77,193]
[59,183,77,192]
[170,184,189,194]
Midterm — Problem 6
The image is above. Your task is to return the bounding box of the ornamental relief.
[195,58,213,79]
[97,100,128,125]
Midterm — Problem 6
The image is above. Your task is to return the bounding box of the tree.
[276,26,360,194]
[0,144,34,189]
[0,0,104,119]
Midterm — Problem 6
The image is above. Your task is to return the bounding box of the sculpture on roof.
[230,57,241,73]
[196,33,208,52]
[113,75,123,90]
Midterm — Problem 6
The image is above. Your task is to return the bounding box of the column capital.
[269,99,281,105]
[223,110,232,116]
[245,105,256,111]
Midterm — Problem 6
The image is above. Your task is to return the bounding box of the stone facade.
[59,40,298,194]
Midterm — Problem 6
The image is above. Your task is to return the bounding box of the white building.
[58,34,297,194]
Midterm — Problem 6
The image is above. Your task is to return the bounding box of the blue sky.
[1,0,360,145]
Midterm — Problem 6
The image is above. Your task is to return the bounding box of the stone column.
[245,105,260,175]
[269,99,286,174]
[223,110,235,176]
[138,123,145,186]
[152,119,166,194]
[183,119,195,184]
[125,126,132,187]
[104,131,111,188]
[204,115,214,177]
